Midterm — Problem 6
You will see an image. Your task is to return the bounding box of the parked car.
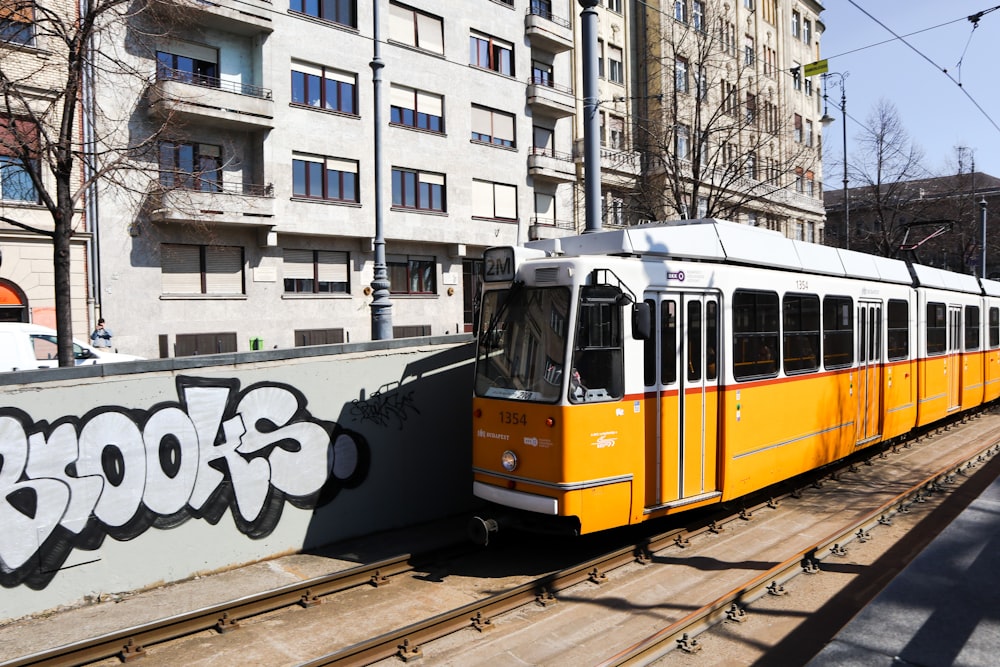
[0,323,143,372]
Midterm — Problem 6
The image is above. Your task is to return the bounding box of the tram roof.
[529,219,914,285]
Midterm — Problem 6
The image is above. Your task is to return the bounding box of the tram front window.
[475,286,570,402]
[570,287,625,403]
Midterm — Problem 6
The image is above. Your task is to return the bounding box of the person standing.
[90,318,113,348]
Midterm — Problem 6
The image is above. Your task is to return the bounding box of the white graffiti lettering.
[0,377,368,584]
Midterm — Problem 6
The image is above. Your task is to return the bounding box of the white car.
[0,322,143,372]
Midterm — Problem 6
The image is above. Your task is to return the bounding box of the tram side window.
[926,302,946,355]
[733,289,779,380]
[965,305,981,351]
[990,307,1000,349]
[823,295,854,369]
[783,293,820,373]
[643,298,656,386]
[887,299,909,361]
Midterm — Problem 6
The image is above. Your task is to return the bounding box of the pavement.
[0,514,470,663]
[808,468,1000,666]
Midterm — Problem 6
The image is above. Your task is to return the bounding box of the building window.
[606,0,623,13]
[806,119,814,146]
[293,154,359,202]
[472,180,517,220]
[791,11,800,38]
[291,0,356,29]
[795,167,804,192]
[608,45,624,84]
[675,124,690,160]
[744,35,754,67]
[156,44,219,87]
[694,66,708,99]
[744,0,754,9]
[470,31,513,76]
[1,2,34,45]
[390,84,444,132]
[745,151,756,179]
[745,92,756,124]
[0,116,38,202]
[471,105,515,147]
[0,155,37,202]
[803,19,812,44]
[161,244,244,295]
[389,2,443,54]
[291,62,357,114]
[283,249,349,294]
[388,255,436,294]
[675,57,689,93]
[531,60,553,86]
[692,1,704,31]
[392,167,445,211]
[794,114,803,142]
[674,0,687,23]
[159,141,221,192]
[806,171,815,196]
[608,115,625,149]
[792,61,802,90]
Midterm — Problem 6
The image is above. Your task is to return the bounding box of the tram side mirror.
[632,302,652,340]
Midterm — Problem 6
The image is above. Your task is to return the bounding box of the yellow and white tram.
[470,219,1000,543]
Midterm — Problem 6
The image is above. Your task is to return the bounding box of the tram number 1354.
[499,411,527,426]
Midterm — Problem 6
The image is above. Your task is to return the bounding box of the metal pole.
[370,1,392,339]
[981,197,988,278]
[579,0,602,233]
[840,85,849,251]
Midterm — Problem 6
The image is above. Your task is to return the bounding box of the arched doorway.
[0,280,28,322]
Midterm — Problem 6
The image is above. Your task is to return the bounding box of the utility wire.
[844,0,1000,135]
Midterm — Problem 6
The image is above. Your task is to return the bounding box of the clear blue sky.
[818,1,1000,182]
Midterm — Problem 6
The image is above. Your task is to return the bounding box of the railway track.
[4,409,1000,667]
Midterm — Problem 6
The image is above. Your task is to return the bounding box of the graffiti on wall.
[350,381,421,430]
[0,376,370,590]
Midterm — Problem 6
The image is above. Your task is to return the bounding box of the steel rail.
[598,439,1000,666]
[1,554,416,667]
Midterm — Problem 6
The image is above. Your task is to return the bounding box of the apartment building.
[608,0,826,237]
[0,0,91,331]
[87,0,579,358]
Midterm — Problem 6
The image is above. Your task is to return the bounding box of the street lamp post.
[820,72,849,250]
[370,0,392,339]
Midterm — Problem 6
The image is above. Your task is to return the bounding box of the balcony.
[149,69,273,131]
[154,0,273,35]
[526,77,575,118]
[524,6,573,53]
[529,217,578,240]
[149,182,277,245]
[600,148,642,178]
[528,147,577,183]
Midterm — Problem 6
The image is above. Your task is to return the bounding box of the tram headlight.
[501,450,518,472]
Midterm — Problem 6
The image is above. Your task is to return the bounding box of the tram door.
[857,301,883,443]
[947,305,962,410]
[643,292,720,508]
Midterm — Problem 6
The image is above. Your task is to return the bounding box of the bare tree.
[630,0,822,226]
[0,0,191,365]
[845,98,928,258]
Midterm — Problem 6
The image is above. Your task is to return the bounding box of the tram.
[469,219,1000,544]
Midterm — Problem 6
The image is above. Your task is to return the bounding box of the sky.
[818,1,1000,182]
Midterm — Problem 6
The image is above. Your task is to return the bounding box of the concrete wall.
[0,335,476,622]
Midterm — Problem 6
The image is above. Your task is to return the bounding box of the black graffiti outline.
[0,375,370,590]
[349,381,421,430]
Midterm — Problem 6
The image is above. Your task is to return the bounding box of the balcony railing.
[527,5,570,29]
[157,66,272,100]
[530,146,574,161]
[156,176,274,198]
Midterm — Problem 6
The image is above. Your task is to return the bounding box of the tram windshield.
[475,286,571,402]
